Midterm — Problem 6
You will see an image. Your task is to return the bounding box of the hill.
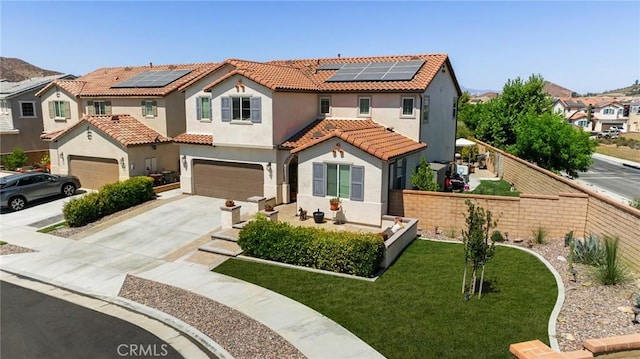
[543,81,575,98]
[0,57,62,82]
[601,82,640,96]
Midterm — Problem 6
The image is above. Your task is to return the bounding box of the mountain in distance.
[461,86,498,95]
[0,57,63,82]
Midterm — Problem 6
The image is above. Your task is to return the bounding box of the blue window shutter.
[250,97,261,123]
[350,166,364,201]
[196,97,202,121]
[312,162,325,197]
[221,97,231,122]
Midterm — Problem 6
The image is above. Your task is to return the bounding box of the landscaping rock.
[618,306,634,314]
[557,255,567,262]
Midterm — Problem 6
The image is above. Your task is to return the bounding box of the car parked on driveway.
[596,129,620,139]
[0,173,81,211]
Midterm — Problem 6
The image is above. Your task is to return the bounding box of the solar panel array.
[324,60,425,82]
[111,69,193,88]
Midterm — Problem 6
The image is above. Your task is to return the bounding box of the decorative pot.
[225,200,235,207]
[330,203,340,211]
[313,209,324,224]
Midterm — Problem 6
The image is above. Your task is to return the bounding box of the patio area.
[271,202,388,234]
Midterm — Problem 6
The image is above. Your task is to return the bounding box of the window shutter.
[221,97,231,122]
[250,97,261,123]
[87,101,94,115]
[152,101,157,116]
[48,101,55,118]
[64,101,71,119]
[141,101,146,116]
[350,165,364,201]
[312,162,325,197]
[196,97,202,121]
[105,100,112,115]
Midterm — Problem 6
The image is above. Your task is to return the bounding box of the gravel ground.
[420,230,640,351]
[119,275,305,359]
[0,243,37,255]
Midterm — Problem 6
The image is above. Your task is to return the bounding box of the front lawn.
[470,179,520,197]
[214,240,556,358]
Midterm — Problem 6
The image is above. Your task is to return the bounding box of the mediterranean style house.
[0,74,75,157]
[176,54,461,226]
[36,63,220,189]
[553,97,629,132]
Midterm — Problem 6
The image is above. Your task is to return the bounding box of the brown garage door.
[193,160,263,200]
[69,156,119,190]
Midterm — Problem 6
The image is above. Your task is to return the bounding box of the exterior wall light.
[120,157,125,168]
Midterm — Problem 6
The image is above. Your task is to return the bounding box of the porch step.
[198,239,243,257]
[232,220,252,229]
[211,228,240,242]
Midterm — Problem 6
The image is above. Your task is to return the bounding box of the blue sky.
[1,1,638,94]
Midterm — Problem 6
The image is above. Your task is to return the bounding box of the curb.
[418,237,565,351]
[622,163,640,171]
[0,269,232,359]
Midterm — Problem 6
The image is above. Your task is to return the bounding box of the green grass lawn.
[214,240,556,358]
[470,180,520,197]
[36,221,67,233]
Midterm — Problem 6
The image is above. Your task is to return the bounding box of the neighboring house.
[553,97,629,132]
[37,62,220,189]
[0,74,75,157]
[176,54,461,226]
[629,101,640,132]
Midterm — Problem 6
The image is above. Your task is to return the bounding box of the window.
[358,97,371,116]
[88,100,111,115]
[617,109,624,116]
[422,96,430,123]
[141,100,157,117]
[401,97,415,117]
[603,108,614,115]
[320,97,331,115]
[19,101,36,117]
[0,100,8,114]
[49,100,70,119]
[221,96,261,123]
[392,158,406,189]
[312,162,364,201]
[196,96,211,121]
[452,97,458,119]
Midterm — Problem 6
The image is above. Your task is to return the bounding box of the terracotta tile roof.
[36,62,220,97]
[173,133,213,145]
[284,119,426,161]
[569,112,598,120]
[47,114,170,147]
[40,129,65,141]
[203,59,319,92]
[203,54,460,94]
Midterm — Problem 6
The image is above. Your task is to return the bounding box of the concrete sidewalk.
[0,192,384,359]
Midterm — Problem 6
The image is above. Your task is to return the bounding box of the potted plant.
[225,199,235,207]
[264,203,274,212]
[329,197,340,211]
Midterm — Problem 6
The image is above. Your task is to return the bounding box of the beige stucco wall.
[209,75,274,148]
[40,88,82,133]
[296,139,384,226]
[184,70,231,135]
[421,63,458,163]
[272,92,318,144]
[1,91,48,154]
[127,143,179,177]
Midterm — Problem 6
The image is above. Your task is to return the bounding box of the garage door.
[69,156,119,190]
[193,160,263,200]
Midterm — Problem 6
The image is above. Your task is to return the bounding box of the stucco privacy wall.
[388,191,588,240]
[390,140,639,271]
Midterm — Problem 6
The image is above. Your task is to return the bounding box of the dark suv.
[0,173,81,211]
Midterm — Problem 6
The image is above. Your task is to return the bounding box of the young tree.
[2,147,28,170]
[409,157,440,191]
[461,200,496,298]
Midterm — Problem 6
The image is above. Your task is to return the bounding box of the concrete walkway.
[0,191,384,359]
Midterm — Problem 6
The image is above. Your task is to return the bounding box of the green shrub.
[593,235,628,285]
[531,227,548,244]
[63,176,154,227]
[409,156,440,191]
[630,198,640,210]
[1,147,28,170]
[490,230,505,242]
[238,215,385,277]
[572,233,605,266]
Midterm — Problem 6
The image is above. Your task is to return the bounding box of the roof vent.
[324,124,337,130]
[168,65,177,70]
[312,131,324,139]
[124,67,132,71]
[410,56,420,60]
[111,115,120,121]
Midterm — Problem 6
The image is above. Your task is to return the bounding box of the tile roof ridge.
[228,58,308,70]
[88,62,220,72]
[269,53,448,63]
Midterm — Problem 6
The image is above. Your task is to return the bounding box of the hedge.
[63,176,154,227]
[238,215,385,277]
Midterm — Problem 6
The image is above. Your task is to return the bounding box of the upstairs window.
[422,96,430,123]
[452,97,458,120]
[401,97,415,117]
[196,96,211,121]
[49,100,70,119]
[320,97,331,115]
[0,100,8,114]
[221,96,261,123]
[88,100,111,115]
[141,100,157,117]
[233,97,251,120]
[19,101,36,117]
[603,108,614,115]
[358,97,371,116]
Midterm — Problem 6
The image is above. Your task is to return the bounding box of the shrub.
[490,230,505,242]
[1,147,28,170]
[572,233,605,266]
[409,156,440,191]
[630,198,640,210]
[531,227,548,244]
[63,176,154,227]
[593,235,628,285]
[238,215,385,277]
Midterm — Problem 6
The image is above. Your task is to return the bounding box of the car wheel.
[62,183,76,197]
[9,196,26,211]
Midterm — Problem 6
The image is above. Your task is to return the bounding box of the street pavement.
[0,190,385,359]
[573,153,640,204]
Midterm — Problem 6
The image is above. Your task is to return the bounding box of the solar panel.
[112,69,193,88]
[325,60,424,82]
